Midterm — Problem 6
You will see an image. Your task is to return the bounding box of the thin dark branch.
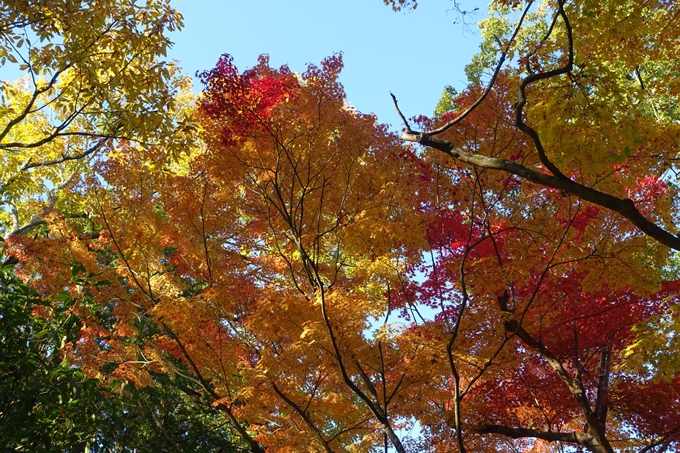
[390,0,533,138]
[21,136,109,170]
[427,0,535,136]
[271,382,335,453]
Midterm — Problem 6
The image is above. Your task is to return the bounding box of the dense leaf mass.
[0,265,245,452]
[0,0,196,242]
[3,0,680,452]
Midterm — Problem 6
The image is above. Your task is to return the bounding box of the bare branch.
[390,92,414,133]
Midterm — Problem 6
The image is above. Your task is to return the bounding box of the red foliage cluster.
[197,54,298,145]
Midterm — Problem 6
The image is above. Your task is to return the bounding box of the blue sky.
[168,0,483,131]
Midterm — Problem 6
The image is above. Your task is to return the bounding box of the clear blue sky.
[168,0,483,131]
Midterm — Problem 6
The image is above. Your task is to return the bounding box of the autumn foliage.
[4,0,680,452]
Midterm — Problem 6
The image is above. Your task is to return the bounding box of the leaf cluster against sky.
[2,1,680,452]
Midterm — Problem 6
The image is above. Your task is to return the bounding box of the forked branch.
[498,292,613,453]
[392,0,680,251]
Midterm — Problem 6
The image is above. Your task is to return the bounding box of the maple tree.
[387,0,680,450]
[3,0,680,452]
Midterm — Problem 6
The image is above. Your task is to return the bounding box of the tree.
[0,0,196,249]
[395,0,680,251]
[9,54,430,452]
[0,263,246,452]
[0,264,103,451]
[388,0,680,450]
[6,0,680,452]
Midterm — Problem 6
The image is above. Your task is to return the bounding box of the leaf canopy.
[4,0,680,452]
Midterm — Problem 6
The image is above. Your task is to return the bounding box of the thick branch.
[399,134,680,250]
[478,424,598,447]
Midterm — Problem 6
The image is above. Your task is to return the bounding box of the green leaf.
[52,291,71,302]
[71,263,86,278]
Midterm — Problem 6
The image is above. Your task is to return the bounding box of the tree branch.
[498,293,613,453]
[398,134,680,250]
[271,382,335,453]
[426,0,534,136]
[594,348,611,427]
[477,424,597,447]
[20,135,110,170]
[395,2,679,252]
[161,323,266,453]
[513,0,573,179]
